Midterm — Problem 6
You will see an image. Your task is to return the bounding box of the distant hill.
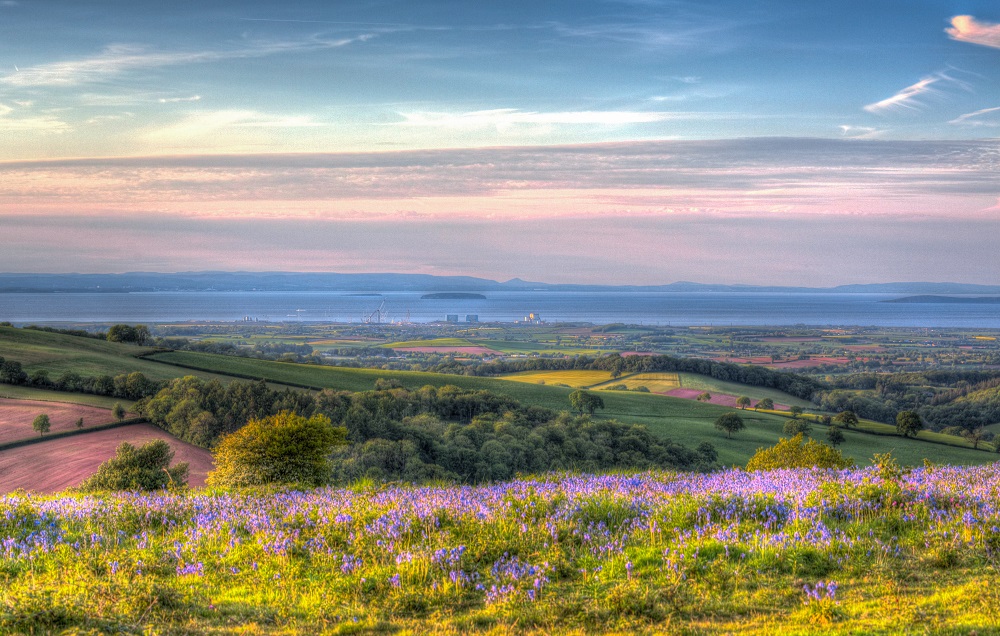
[1,272,998,295]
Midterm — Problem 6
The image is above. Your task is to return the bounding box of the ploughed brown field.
[0,423,214,493]
[0,398,129,444]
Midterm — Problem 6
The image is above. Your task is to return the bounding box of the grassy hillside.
[0,326,221,382]
[674,372,815,407]
[146,350,995,468]
[6,466,1000,634]
[0,327,312,391]
[0,384,135,409]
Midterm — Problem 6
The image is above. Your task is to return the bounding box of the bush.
[746,434,854,471]
[208,411,348,488]
[80,440,188,492]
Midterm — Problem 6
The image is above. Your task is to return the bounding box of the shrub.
[80,440,188,492]
[746,434,854,471]
[208,411,347,488]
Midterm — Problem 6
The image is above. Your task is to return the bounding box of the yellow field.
[592,372,681,392]
[500,370,614,388]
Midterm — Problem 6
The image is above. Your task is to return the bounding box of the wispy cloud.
[950,106,1000,126]
[863,71,969,114]
[549,21,732,51]
[159,95,202,104]
[838,125,881,138]
[2,139,997,215]
[395,108,707,129]
[0,36,373,87]
[142,109,325,147]
[0,101,71,133]
[947,15,1000,49]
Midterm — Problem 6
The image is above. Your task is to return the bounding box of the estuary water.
[1,291,999,328]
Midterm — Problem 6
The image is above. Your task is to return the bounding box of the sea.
[1,291,998,328]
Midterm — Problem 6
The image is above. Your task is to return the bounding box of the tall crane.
[364,300,387,324]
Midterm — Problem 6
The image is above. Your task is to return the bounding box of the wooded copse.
[136,376,718,484]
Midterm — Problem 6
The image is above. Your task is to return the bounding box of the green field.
[0,326,229,382]
[384,337,476,348]
[1,328,994,468]
[145,350,995,468]
[675,372,815,408]
[0,384,135,409]
[471,339,608,355]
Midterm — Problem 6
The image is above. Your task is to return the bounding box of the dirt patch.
[0,398,131,445]
[394,346,503,355]
[0,423,214,494]
[663,388,789,410]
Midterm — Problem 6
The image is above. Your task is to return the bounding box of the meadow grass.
[5,465,1000,634]
[0,326,231,383]
[0,384,136,409]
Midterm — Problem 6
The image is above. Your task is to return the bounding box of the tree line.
[0,356,162,400]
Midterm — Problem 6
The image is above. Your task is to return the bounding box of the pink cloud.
[946,15,1000,49]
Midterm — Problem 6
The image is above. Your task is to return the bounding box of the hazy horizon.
[2,2,999,285]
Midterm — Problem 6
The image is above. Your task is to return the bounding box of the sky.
[1,0,999,286]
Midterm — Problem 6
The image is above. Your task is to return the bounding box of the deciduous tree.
[833,410,859,428]
[783,418,811,437]
[32,413,50,436]
[569,390,604,415]
[826,425,845,448]
[714,412,745,438]
[896,411,923,438]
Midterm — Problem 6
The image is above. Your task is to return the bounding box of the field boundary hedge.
[0,417,147,452]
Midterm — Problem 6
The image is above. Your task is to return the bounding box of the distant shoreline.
[883,295,1000,304]
[421,292,487,300]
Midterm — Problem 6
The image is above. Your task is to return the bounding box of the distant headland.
[420,292,487,300]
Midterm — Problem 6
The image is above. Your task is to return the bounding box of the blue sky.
[1,1,999,284]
